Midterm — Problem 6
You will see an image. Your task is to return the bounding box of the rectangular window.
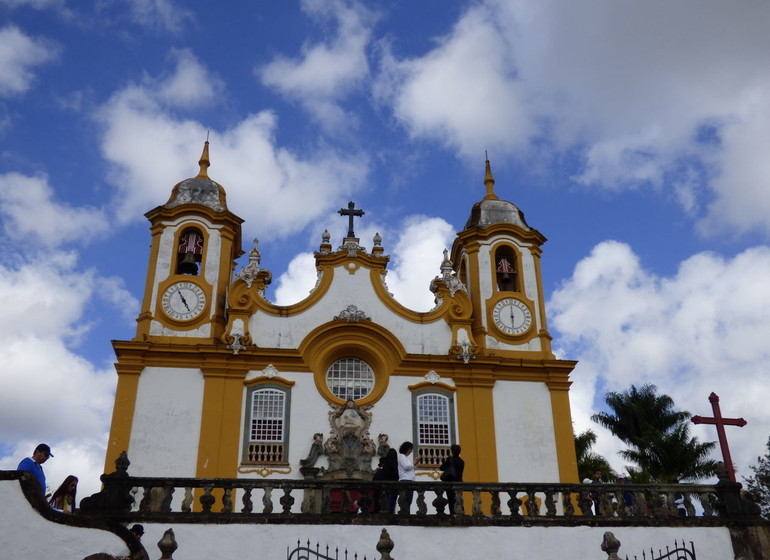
[242,386,289,465]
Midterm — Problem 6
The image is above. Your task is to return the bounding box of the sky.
[1,0,770,500]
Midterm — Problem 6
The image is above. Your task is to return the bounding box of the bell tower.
[134,141,244,342]
[451,159,552,358]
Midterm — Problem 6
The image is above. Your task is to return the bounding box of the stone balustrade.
[79,474,761,526]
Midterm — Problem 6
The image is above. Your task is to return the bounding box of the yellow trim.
[454,375,498,483]
[244,375,295,388]
[547,376,580,482]
[407,381,456,393]
[104,364,142,473]
[299,321,405,406]
[196,368,247,478]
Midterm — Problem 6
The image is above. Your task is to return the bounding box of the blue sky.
[2,0,770,498]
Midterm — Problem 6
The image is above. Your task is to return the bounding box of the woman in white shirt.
[397,441,419,512]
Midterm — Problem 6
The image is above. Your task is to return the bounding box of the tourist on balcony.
[440,444,465,514]
[17,443,53,497]
[380,448,399,512]
[590,469,605,515]
[397,441,420,512]
[49,475,78,513]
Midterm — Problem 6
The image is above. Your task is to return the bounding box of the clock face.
[492,298,533,336]
[161,281,207,321]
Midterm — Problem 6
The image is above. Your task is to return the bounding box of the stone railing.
[79,471,761,527]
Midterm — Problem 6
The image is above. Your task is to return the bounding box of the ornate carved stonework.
[334,304,370,322]
[323,400,376,478]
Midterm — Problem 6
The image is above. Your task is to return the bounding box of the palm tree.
[592,384,717,482]
[574,429,615,481]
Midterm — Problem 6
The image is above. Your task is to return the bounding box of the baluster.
[181,487,193,513]
[490,491,501,516]
[454,489,464,516]
[416,490,427,515]
[199,485,215,513]
[221,488,233,513]
[342,490,351,513]
[507,491,522,518]
[699,492,714,516]
[544,491,556,517]
[262,486,274,514]
[683,492,695,517]
[139,485,153,512]
[472,490,483,516]
[280,487,295,514]
[241,488,253,513]
[562,491,575,517]
[321,487,331,514]
[397,489,409,514]
[524,491,538,516]
[161,486,174,513]
[432,489,448,515]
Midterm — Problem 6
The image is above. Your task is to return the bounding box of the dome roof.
[463,159,529,230]
[165,141,228,212]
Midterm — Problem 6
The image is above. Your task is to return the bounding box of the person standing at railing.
[440,444,464,514]
[49,475,78,513]
[380,448,399,512]
[397,441,420,512]
[17,443,53,498]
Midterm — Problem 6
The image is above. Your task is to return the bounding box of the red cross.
[691,392,747,482]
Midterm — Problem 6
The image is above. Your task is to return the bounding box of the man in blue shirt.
[17,443,53,496]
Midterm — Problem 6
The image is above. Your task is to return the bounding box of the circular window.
[325,358,375,401]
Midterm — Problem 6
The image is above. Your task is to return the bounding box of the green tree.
[574,429,615,481]
[744,437,770,518]
[592,384,717,482]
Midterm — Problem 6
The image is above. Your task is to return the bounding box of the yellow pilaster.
[454,375,498,483]
[196,368,247,478]
[104,364,143,474]
[547,377,579,483]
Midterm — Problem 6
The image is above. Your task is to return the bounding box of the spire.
[483,154,499,201]
[196,140,211,179]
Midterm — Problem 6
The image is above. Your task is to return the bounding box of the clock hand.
[510,304,515,327]
[177,290,191,311]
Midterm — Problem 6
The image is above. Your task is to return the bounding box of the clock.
[492,298,533,336]
[161,281,207,321]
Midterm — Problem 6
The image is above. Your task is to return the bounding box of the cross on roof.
[692,392,747,482]
[338,201,365,239]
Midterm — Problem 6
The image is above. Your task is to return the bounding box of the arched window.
[494,245,518,292]
[176,227,204,275]
[242,385,290,465]
[325,358,375,401]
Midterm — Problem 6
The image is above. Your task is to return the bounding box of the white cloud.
[0,25,58,97]
[155,49,224,108]
[117,0,193,33]
[0,173,110,247]
[375,4,531,159]
[259,0,374,130]
[97,51,369,239]
[0,255,124,501]
[550,241,770,479]
[375,0,770,237]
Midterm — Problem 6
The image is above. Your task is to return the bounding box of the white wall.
[129,366,204,476]
[0,479,128,558]
[494,381,560,482]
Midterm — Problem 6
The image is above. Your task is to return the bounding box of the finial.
[248,238,261,266]
[322,229,331,243]
[373,232,382,247]
[484,154,499,201]
[196,140,211,179]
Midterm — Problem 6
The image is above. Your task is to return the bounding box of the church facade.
[104,143,579,486]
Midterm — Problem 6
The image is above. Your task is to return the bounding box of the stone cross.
[692,392,747,482]
[338,201,364,239]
